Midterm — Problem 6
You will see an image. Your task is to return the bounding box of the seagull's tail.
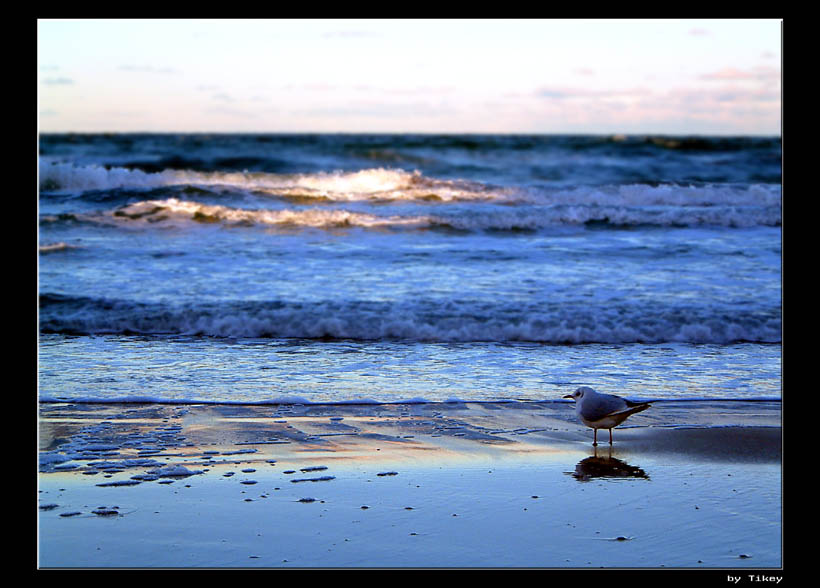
[612,400,652,418]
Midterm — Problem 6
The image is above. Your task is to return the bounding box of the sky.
[37,19,782,135]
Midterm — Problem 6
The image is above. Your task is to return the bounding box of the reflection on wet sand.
[567,447,650,482]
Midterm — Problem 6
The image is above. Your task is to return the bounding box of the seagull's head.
[563,386,594,401]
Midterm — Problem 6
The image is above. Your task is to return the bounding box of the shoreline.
[38,400,782,569]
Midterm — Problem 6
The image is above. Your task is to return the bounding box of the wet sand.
[37,400,782,569]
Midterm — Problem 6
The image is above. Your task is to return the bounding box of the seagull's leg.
[609,429,613,445]
[593,429,598,446]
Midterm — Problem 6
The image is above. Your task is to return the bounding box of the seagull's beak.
[562,394,574,400]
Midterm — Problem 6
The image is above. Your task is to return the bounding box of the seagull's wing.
[579,393,630,421]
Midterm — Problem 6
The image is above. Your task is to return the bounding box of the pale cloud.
[322,30,379,39]
[688,28,711,36]
[41,77,73,85]
[708,86,780,104]
[632,86,779,131]
[526,80,780,134]
[536,87,597,100]
[302,83,337,92]
[278,90,462,131]
[657,86,778,109]
[383,85,457,96]
[700,66,780,81]
[535,86,646,100]
[205,106,259,118]
[104,109,147,118]
[119,65,180,74]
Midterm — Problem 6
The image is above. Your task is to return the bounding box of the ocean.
[37,133,781,407]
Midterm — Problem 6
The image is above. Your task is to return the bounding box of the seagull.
[563,386,651,446]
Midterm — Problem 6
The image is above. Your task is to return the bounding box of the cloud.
[322,30,378,39]
[526,80,780,134]
[688,28,711,36]
[119,65,180,74]
[302,83,338,92]
[631,84,779,112]
[104,109,147,118]
[535,86,645,100]
[298,99,456,119]
[205,106,259,118]
[537,88,578,99]
[41,77,74,85]
[383,85,457,96]
[699,66,780,82]
[628,85,780,129]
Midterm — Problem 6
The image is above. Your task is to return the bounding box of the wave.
[39,160,780,203]
[39,162,781,231]
[39,161,503,202]
[39,293,782,344]
[39,242,80,254]
[434,203,780,230]
[104,198,431,229]
[38,133,783,189]
[41,197,782,231]
[36,394,782,407]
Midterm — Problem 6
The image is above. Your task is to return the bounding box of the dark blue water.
[38,134,781,405]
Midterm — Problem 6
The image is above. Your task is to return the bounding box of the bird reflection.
[567,447,650,482]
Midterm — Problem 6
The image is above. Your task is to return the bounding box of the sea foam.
[40,160,780,207]
[39,161,498,202]
[39,293,781,344]
[40,160,781,229]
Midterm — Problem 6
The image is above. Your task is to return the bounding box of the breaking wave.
[39,293,782,344]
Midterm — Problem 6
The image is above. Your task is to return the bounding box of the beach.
[38,399,781,569]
